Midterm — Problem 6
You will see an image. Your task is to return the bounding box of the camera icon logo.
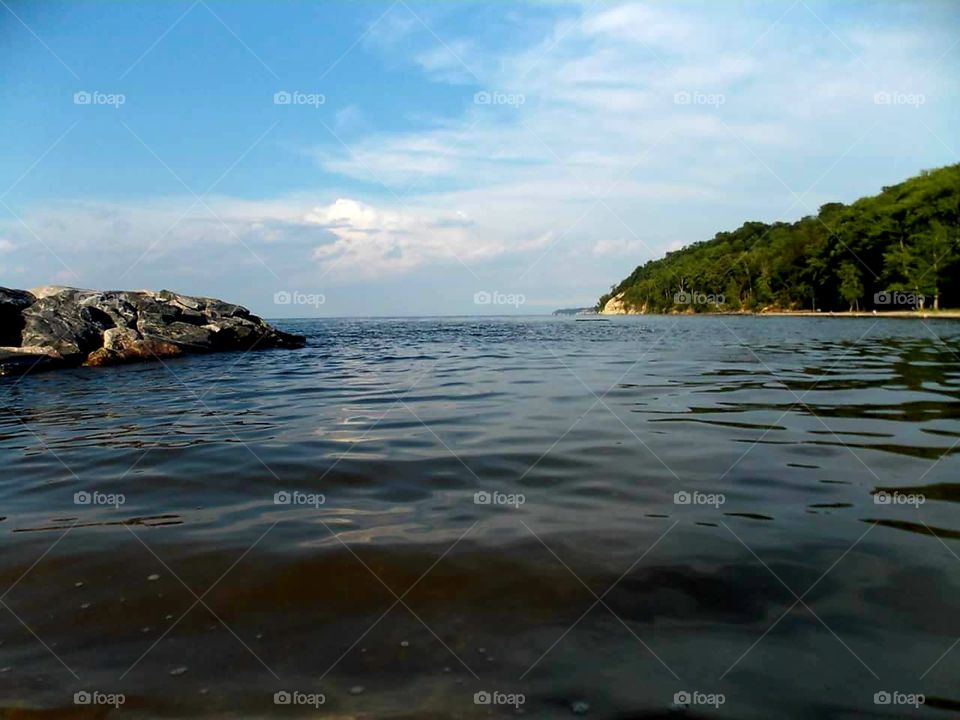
[673,91,691,105]
[274,290,292,305]
[473,291,492,305]
[274,690,292,705]
[874,691,891,705]
[473,91,491,105]
[274,491,292,505]
[74,491,92,505]
[673,491,691,505]
[474,691,492,705]
[673,691,691,705]
[74,691,92,705]
[674,291,691,304]
[73,91,92,105]
[274,91,292,105]
[874,291,891,305]
[874,491,891,505]
[474,491,492,505]
[873,91,892,105]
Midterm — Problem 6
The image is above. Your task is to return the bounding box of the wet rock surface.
[0,287,36,346]
[0,286,305,375]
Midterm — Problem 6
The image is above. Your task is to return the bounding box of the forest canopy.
[598,164,960,313]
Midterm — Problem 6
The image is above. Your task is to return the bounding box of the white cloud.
[592,237,647,257]
[306,198,478,276]
[334,104,370,136]
[362,8,418,49]
[414,40,478,83]
[303,198,562,278]
[582,3,701,48]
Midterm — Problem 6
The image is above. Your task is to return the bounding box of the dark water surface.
[2,316,960,719]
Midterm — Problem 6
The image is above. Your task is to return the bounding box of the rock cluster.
[0,286,305,376]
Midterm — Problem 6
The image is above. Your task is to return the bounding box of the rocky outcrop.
[598,293,649,315]
[0,287,305,376]
[600,293,629,314]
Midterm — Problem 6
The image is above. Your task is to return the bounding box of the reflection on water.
[1,316,959,718]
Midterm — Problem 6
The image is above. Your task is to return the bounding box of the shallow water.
[1,316,959,718]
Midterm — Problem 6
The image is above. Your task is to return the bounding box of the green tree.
[910,223,957,310]
[837,262,864,311]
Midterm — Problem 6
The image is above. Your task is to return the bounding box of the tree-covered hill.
[598,164,960,313]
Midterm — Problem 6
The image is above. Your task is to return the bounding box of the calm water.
[1,316,959,719]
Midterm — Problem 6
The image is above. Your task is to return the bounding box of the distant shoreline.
[595,309,960,319]
[755,310,960,319]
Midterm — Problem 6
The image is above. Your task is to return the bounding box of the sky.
[0,0,958,317]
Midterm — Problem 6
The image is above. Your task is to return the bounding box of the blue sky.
[1,0,957,316]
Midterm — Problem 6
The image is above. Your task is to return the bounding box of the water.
[1,316,959,718]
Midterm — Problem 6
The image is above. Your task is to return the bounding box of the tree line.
[597,164,960,313]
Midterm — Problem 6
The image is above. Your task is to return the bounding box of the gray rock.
[21,290,112,360]
[0,348,67,376]
[102,327,141,352]
[0,288,37,310]
[0,287,37,346]
[0,286,305,375]
[138,318,219,350]
[87,292,140,328]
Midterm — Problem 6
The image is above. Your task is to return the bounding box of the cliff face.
[0,287,305,376]
[599,293,639,314]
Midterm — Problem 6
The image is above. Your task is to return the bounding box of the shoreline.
[594,309,960,319]
[754,310,960,318]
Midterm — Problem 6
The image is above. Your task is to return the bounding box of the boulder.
[21,290,113,361]
[21,291,113,365]
[0,347,67,376]
[137,318,220,350]
[85,333,182,367]
[0,286,305,376]
[0,287,36,346]
[27,285,75,300]
[103,326,141,352]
